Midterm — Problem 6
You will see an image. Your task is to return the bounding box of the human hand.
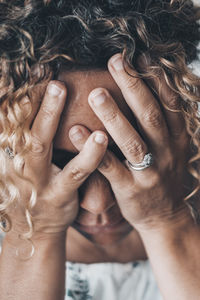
[69,54,193,231]
[4,81,108,238]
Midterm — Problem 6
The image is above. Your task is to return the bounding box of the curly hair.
[0,0,200,237]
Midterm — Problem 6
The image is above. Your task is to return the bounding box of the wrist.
[0,228,67,300]
[136,206,198,247]
[133,206,200,300]
[4,229,67,260]
[133,204,195,238]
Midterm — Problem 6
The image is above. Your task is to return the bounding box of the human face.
[53,69,135,246]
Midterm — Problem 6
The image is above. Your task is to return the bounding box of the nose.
[79,171,116,215]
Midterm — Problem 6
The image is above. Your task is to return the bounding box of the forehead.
[54,69,132,152]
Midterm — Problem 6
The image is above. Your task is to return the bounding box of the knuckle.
[160,149,175,171]
[121,137,145,161]
[166,95,180,111]
[171,129,183,138]
[40,105,57,121]
[69,166,89,182]
[142,105,163,128]
[165,156,175,171]
[178,131,189,146]
[145,171,160,189]
[102,109,119,124]
[31,135,46,154]
[123,75,141,91]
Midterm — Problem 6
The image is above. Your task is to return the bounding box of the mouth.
[73,218,131,234]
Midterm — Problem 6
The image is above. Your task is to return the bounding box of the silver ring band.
[127,153,154,171]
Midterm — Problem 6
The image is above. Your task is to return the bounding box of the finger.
[88,88,157,181]
[26,81,66,178]
[108,54,170,151]
[57,131,108,192]
[31,81,66,147]
[30,81,66,161]
[88,87,148,165]
[69,126,133,198]
[69,125,91,149]
[19,82,49,129]
[150,75,186,139]
[137,54,186,138]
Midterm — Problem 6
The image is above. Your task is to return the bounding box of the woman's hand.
[69,54,192,231]
[5,81,108,237]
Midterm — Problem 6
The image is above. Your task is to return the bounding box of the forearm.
[0,231,66,300]
[139,212,200,300]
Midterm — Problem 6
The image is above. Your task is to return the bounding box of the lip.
[73,218,129,234]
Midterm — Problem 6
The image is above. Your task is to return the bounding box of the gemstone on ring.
[127,153,154,171]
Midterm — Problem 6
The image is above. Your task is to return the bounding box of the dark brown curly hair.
[0,0,200,236]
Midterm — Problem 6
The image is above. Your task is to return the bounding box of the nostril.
[76,205,119,227]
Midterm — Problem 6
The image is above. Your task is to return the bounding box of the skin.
[1,54,200,300]
[54,68,147,262]
[54,55,190,264]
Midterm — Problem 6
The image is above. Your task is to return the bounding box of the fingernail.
[70,128,83,141]
[110,55,123,71]
[95,133,106,144]
[47,83,62,96]
[89,90,106,107]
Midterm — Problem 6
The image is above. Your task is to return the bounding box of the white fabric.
[65,261,163,300]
